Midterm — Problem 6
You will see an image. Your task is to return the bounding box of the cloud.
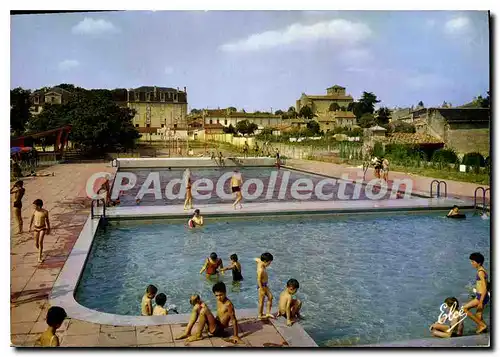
[164,66,174,75]
[444,16,471,34]
[219,18,372,52]
[72,17,119,35]
[58,59,80,71]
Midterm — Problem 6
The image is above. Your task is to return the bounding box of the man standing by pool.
[231,169,243,209]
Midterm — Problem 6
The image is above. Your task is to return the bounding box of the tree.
[306,120,321,135]
[287,106,298,119]
[190,108,202,114]
[299,105,315,119]
[227,106,237,112]
[376,107,391,125]
[274,110,284,115]
[223,124,237,134]
[357,92,380,115]
[417,101,424,107]
[236,120,258,136]
[358,113,376,128]
[329,103,341,112]
[10,87,32,136]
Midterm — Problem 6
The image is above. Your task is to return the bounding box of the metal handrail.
[90,198,106,219]
[430,180,447,198]
[474,187,490,213]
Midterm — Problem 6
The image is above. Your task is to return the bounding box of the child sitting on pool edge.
[277,278,302,326]
[429,297,464,338]
[141,284,158,316]
[153,293,168,315]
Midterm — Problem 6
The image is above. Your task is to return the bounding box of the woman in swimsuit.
[200,252,223,279]
[184,169,193,210]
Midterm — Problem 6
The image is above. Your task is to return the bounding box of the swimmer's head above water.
[194,209,201,216]
[210,252,218,261]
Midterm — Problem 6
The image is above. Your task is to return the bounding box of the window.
[326,122,329,125]
[51,97,55,103]
[168,92,172,99]
[174,124,177,129]
[146,124,150,128]
[160,93,165,102]
[135,92,140,101]
[146,93,151,102]
[161,124,165,128]
[34,96,39,104]
[216,119,219,124]
[209,119,213,124]
[135,124,139,128]
[174,93,178,102]
[224,119,228,125]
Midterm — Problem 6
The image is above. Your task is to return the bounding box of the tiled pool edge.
[48,214,317,347]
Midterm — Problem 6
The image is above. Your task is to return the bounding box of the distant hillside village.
[11,83,490,157]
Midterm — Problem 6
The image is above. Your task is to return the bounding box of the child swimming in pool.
[200,252,223,278]
[429,297,464,338]
[447,205,460,217]
[189,209,203,228]
[277,279,302,326]
[255,252,274,319]
[221,254,243,282]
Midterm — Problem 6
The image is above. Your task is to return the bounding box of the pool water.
[75,212,490,346]
[113,167,395,206]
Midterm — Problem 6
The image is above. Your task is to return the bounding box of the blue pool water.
[75,212,490,346]
[113,167,395,206]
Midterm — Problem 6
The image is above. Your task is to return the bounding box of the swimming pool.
[75,211,490,346]
[112,167,399,206]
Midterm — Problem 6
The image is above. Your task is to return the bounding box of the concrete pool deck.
[10,161,489,348]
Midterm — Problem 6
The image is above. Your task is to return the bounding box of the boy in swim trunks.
[463,252,489,333]
[277,278,302,326]
[255,252,274,319]
[200,252,223,279]
[29,199,50,263]
[10,180,25,234]
[141,284,158,316]
[231,170,243,209]
[176,283,242,345]
[36,306,67,347]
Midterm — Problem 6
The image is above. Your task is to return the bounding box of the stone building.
[30,87,74,115]
[191,108,283,129]
[296,85,354,115]
[126,86,188,139]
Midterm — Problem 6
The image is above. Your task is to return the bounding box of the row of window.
[207,119,281,125]
[134,124,178,128]
[33,96,58,104]
[136,92,178,102]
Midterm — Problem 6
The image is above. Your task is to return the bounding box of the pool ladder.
[430,180,447,198]
[91,198,107,219]
[474,187,490,214]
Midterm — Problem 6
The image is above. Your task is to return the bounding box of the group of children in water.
[139,251,302,344]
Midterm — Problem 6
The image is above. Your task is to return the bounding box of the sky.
[10,10,490,112]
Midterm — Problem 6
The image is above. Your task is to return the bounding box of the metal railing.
[90,198,106,219]
[474,187,490,213]
[430,180,447,198]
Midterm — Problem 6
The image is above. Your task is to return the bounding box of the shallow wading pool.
[75,211,490,346]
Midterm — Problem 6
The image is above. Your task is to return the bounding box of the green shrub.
[373,142,384,158]
[431,149,458,164]
[462,152,485,167]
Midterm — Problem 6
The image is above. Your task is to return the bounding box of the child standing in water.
[255,252,274,319]
[221,254,243,282]
[463,252,490,334]
[36,306,67,347]
[277,279,302,326]
[189,209,204,228]
[141,285,158,316]
[29,199,50,263]
[200,252,223,279]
